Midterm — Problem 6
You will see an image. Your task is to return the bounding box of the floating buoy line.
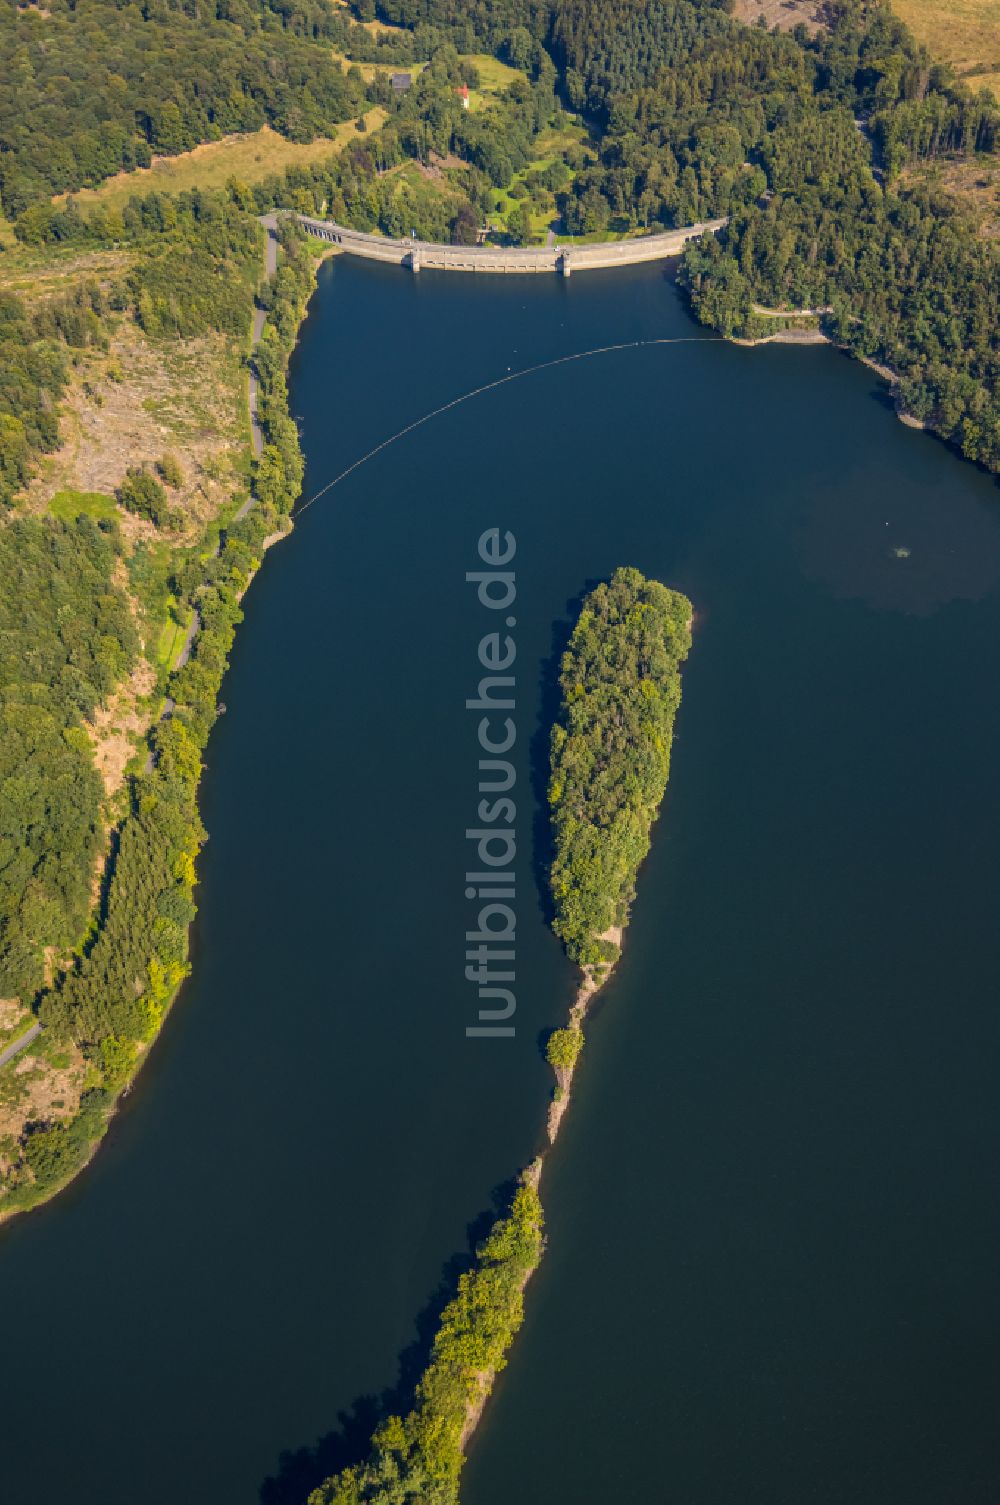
[294,336,715,518]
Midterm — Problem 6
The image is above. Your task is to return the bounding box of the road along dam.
[295,215,728,275]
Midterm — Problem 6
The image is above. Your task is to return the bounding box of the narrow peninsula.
[310,567,692,1504]
[546,566,692,1137]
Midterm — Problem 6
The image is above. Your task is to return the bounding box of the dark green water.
[2,258,1000,1505]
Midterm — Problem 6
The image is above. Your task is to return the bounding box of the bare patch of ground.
[0,245,133,303]
[262,526,291,552]
[901,152,1000,236]
[86,654,158,797]
[0,1040,87,1161]
[735,327,830,345]
[733,0,829,32]
[411,157,461,185]
[424,151,468,180]
[892,0,1000,101]
[546,924,623,1144]
[23,317,246,538]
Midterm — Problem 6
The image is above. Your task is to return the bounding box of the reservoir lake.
[2,255,1000,1505]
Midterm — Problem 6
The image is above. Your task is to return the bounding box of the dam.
[295,214,727,275]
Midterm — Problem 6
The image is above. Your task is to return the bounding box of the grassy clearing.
[52,118,385,215]
[330,40,521,95]
[332,51,427,82]
[901,151,1000,235]
[155,604,194,670]
[330,50,519,100]
[128,538,178,654]
[85,653,158,797]
[327,0,403,34]
[892,0,1000,97]
[0,244,133,302]
[49,489,118,523]
[0,1031,87,1158]
[352,14,402,34]
[488,119,595,240]
[554,226,631,243]
[465,53,523,92]
[464,51,524,109]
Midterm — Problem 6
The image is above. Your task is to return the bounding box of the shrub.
[545,1027,583,1070]
[155,453,183,488]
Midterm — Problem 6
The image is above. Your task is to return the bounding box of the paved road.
[174,608,201,669]
[0,1022,41,1071]
[248,309,266,461]
[145,216,278,776]
[247,215,279,471]
[3,214,283,1065]
[297,212,727,272]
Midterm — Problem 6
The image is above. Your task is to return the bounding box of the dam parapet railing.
[294,214,728,275]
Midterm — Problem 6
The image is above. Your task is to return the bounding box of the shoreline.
[456,918,626,1451]
[7,235,904,1248]
[455,913,626,1453]
[455,924,624,1453]
[456,599,695,1457]
[546,923,624,1144]
[457,1156,543,1451]
[0,220,314,1227]
[734,325,927,429]
[0,1005,163,1225]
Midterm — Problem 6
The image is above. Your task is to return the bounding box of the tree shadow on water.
[258,1179,520,1505]
[869,381,898,417]
[259,1397,381,1505]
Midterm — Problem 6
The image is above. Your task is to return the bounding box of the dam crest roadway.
[295,213,728,275]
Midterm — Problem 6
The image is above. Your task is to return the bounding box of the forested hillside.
[0,200,316,1211]
[0,0,372,211]
[362,0,1000,470]
[0,287,83,505]
[3,196,261,499]
[0,518,138,1000]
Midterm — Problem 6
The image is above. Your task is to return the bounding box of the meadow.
[53,118,386,215]
[892,0,1000,98]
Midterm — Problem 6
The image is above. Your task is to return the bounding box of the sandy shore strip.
[546,924,624,1143]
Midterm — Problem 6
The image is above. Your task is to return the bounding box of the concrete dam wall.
[296,215,727,275]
